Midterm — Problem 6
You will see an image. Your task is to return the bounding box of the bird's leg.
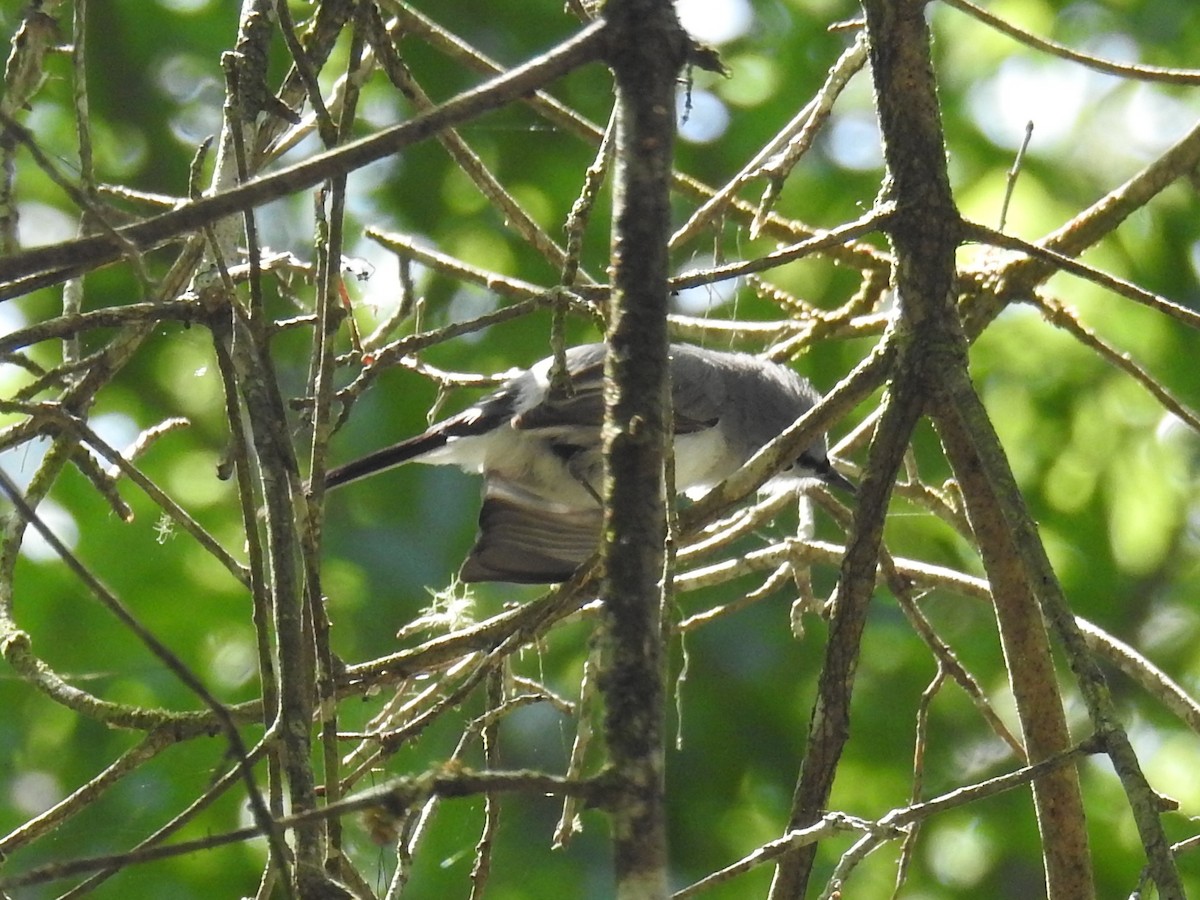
[570,463,603,506]
[563,451,603,506]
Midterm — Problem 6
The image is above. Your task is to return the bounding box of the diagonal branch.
[0,21,608,296]
[933,372,1185,898]
[848,1,1100,897]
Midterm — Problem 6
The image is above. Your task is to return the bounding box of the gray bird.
[327,343,853,583]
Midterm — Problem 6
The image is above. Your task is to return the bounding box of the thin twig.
[943,0,1200,85]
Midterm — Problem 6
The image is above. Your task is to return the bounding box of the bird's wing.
[511,354,606,436]
[459,477,602,583]
[515,348,719,437]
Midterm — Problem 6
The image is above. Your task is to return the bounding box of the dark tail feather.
[459,478,601,583]
[327,393,515,490]
[325,431,448,489]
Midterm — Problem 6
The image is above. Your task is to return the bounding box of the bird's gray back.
[669,346,826,456]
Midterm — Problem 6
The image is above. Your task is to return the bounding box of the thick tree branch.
[597,2,687,898]
[854,2,1098,898]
